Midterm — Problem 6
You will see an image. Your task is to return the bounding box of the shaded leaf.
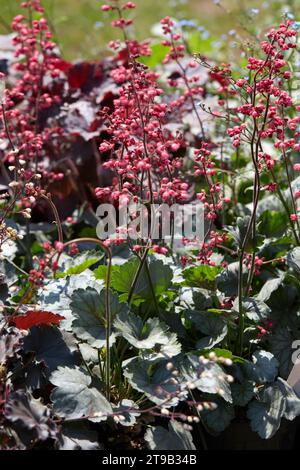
[23,326,77,372]
[231,381,254,406]
[4,390,57,441]
[244,350,278,384]
[57,422,101,450]
[186,310,227,349]
[201,399,235,433]
[269,327,293,378]
[247,383,285,439]
[145,420,195,450]
[217,262,246,297]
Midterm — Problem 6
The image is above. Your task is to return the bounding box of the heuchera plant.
[1,0,300,450]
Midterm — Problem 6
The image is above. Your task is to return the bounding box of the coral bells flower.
[257,320,273,338]
[0,0,67,198]
[152,245,168,255]
[54,241,64,253]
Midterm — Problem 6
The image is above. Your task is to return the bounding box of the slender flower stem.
[56,237,112,400]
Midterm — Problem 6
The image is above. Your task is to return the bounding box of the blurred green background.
[0,0,299,60]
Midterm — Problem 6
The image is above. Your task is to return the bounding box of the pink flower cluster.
[0,0,67,210]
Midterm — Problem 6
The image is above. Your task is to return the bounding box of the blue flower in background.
[178,19,197,28]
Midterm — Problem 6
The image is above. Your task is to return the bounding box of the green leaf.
[50,366,112,421]
[201,399,235,433]
[60,258,98,277]
[145,420,195,450]
[258,210,288,238]
[57,252,99,278]
[182,265,221,290]
[70,287,126,348]
[140,42,171,67]
[202,348,245,364]
[108,258,173,304]
[93,265,108,282]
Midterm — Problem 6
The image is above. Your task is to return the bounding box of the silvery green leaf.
[145,420,195,450]
[123,357,182,406]
[178,287,212,311]
[78,343,99,364]
[142,336,181,362]
[247,383,285,439]
[70,287,125,348]
[226,216,251,248]
[201,399,235,433]
[231,381,255,406]
[177,354,232,403]
[110,258,173,303]
[216,262,246,297]
[256,275,284,302]
[269,327,293,378]
[256,194,281,217]
[58,251,99,276]
[112,399,140,427]
[244,350,278,384]
[0,257,17,286]
[276,378,300,420]
[38,272,103,329]
[186,310,227,349]
[114,311,181,359]
[287,247,300,274]
[2,239,18,260]
[50,366,112,421]
[232,297,270,321]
